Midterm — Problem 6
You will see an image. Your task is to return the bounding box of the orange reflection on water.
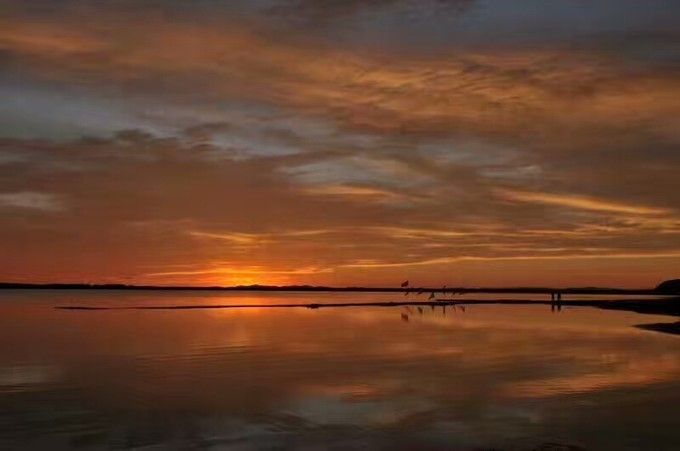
[0,291,679,449]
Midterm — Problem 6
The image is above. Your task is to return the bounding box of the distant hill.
[656,279,680,294]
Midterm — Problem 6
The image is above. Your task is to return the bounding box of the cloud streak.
[0,192,64,212]
[497,189,672,216]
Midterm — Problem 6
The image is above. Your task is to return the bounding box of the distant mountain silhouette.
[655,279,680,294]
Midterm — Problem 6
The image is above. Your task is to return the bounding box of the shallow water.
[0,290,679,450]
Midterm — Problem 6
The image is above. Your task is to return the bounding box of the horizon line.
[0,281,675,295]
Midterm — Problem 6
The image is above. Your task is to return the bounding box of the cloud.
[0,191,64,212]
[0,3,678,286]
[145,265,333,278]
[0,20,105,55]
[496,189,672,216]
[266,0,475,26]
[1,126,678,287]
[300,184,426,206]
[341,251,680,269]
[2,15,678,143]
[188,229,333,246]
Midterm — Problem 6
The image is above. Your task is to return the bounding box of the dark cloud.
[266,0,475,25]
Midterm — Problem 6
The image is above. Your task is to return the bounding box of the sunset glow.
[1,1,679,287]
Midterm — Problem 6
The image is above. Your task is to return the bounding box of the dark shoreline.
[54,297,680,336]
[0,282,672,296]
[55,297,680,316]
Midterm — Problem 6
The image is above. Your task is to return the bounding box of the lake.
[0,290,679,450]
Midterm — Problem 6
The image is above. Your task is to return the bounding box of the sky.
[0,0,679,288]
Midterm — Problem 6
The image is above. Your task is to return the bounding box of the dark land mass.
[656,278,680,293]
[454,298,680,318]
[635,321,680,335]
[54,297,680,315]
[2,281,678,296]
[54,296,680,335]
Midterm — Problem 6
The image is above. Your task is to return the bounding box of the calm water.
[0,290,679,450]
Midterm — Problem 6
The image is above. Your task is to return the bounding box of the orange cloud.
[2,17,679,142]
[1,11,679,288]
[497,189,672,215]
[0,21,106,56]
[300,184,424,205]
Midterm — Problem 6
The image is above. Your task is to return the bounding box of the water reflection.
[0,291,678,450]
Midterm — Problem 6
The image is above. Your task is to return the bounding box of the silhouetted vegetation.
[655,279,680,294]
